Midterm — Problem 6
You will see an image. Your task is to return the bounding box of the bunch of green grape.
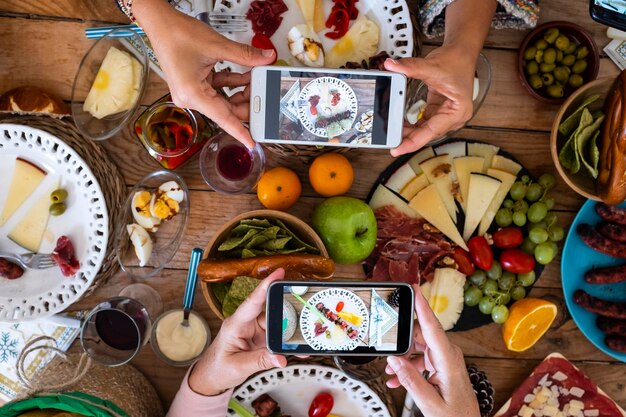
[494,173,565,265]
[464,262,537,324]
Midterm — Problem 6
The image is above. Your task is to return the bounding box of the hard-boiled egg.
[149,192,179,220]
[287,24,325,67]
[158,181,184,203]
[127,223,152,267]
[131,191,161,232]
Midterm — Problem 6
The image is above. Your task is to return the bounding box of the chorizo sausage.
[606,335,626,353]
[0,258,24,280]
[598,222,626,243]
[584,263,626,284]
[597,316,626,336]
[573,289,626,319]
[577,223,626,258]
[596,203,626,226]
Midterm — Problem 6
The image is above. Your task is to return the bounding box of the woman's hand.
[384,46,475,157]
[385,286,480,417]
[134,0,276,148]
[188,269,287,396]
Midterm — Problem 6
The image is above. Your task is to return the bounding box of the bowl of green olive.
[518,21,600,105]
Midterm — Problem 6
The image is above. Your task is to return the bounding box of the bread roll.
[0,86,69,117]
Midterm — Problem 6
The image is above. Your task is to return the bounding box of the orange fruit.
[256,167,302,211]
[502,298,558,352]
[308,153,354,197]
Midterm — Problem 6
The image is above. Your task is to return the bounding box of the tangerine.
[502,298,557,352]
[257,167,302,211]
[308,153,354,197]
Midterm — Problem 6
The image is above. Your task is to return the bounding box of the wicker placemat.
[0,114,125,297]
[287,356,398,417]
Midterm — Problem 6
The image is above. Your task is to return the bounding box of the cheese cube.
[569,387,585,398]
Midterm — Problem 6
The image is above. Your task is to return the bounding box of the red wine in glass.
[95,309,142,351]
[217,143,252,181]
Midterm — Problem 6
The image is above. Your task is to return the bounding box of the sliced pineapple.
[428,268,466,331]
[325,16,380,68]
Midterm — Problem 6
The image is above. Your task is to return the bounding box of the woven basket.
[0,114,125,297]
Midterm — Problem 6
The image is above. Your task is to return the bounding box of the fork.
[0,251,56,270]
[196,12,249,33]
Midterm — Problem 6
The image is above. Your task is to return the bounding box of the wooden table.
[1,0,625,414]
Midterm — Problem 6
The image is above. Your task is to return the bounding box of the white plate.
[297,76,358,137]
[0,124,108,322]
[229,364,392,417]
[300,288,369,351]
[213,0,414,74]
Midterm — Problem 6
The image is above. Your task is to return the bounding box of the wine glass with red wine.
[80,297,151,366]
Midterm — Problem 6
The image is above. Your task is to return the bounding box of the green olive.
[526,60,539,75]
[49,203,67,216]
[535,39,549,50]
[554,66,570,83]
[576,46,589,59]
[565,43,577,55]
[529,74,544,90]
[547,84,564,98]
[50,189,68,203]
[562,54,576,67]
[569,74,584,88]
[542,73,555,86]
[524,46,537,61]
[555,35,571,51]
[556,50,564,63]
[539,63,556,73]
[572,59,588,74]
[535,49,544,63]
[543,48,557,64]
[544,28,560,44]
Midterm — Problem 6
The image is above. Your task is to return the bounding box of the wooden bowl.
[518,21,600,105]
[200,210,329,320]
[550,77,614,201]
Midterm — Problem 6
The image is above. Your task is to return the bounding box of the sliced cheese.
[8,179,59,252]
[369,184,421,219]
[409,184,467,250]
[313,0,325,32]
[491,154,522,175]
[399,173,429,200]
[462,173,502,241]
[434,141,467,159]
[453,156,484,211]
[419,154,458,223]
[0,158,47,226]
[385,163,417,193]
[467,142,499,172]
[296,0,315,28]
[477,168,517,235]
[407,146,436,175]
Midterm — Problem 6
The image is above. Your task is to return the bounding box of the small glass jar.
[134,95,217,169]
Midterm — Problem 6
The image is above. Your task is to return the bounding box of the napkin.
[0,312,85,404]
[368,289,399,348]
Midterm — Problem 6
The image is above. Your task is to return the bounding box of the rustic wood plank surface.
[2,0,626,415]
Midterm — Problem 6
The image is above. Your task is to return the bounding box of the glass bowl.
[115,170,189,278]
[404,53,492,145]
[199,133,265,194]
[150,308,211,367]
[71,28,149,141]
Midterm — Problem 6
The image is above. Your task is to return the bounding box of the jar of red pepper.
[134,95,217,169]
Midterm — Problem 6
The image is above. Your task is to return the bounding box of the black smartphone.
[590,0,626,32]
[266,281,414,356]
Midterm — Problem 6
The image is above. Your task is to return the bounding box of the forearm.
[131,0,174,33]
[443,0,497,63]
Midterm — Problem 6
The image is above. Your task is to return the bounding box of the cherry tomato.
[500,249,536,274]
[467,236,494,271]
[335,301,344,312]
[452,247,475,275]
[493,227,524,249]
[309,392,334,417]
[251,34,277,64]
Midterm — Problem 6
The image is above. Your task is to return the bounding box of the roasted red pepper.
[325,8,350,39]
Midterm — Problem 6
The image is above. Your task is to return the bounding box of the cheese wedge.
[297,0,315,28]
[313,0,325,32]
[434,141,467,159]
[409,184,467,250]
[8,179,59,252]
[419,154,458,223]
[490,155,522,175]
[399,173,429,200]
[407,146,435,175]
[462,173,502,241]
[477,168,517,236]
[369,184,421,219]
[0,158,47,226]
[468,142,499,172]
[386,163,417,193]
[453,156,484,212]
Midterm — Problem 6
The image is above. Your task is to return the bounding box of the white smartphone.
[249,66,406,149]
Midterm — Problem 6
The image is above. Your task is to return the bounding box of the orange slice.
[502,298,557,352]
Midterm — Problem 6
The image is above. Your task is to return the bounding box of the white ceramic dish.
[229,364,391,417]
[0,124,109,322]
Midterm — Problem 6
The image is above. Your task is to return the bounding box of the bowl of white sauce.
[151,308,211,367]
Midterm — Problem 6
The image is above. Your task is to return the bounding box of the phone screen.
[591,0,626,30]
[266,282,414,355]
[595,0,626,14]
[263,69,393,146]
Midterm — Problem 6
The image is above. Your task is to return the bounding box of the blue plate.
[562,199,626,362]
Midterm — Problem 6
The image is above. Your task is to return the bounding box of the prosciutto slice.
[51,235,80,277]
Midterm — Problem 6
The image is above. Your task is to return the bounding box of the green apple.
[311,196,377,264]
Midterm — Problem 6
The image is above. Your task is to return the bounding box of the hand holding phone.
[266,282,414,356]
